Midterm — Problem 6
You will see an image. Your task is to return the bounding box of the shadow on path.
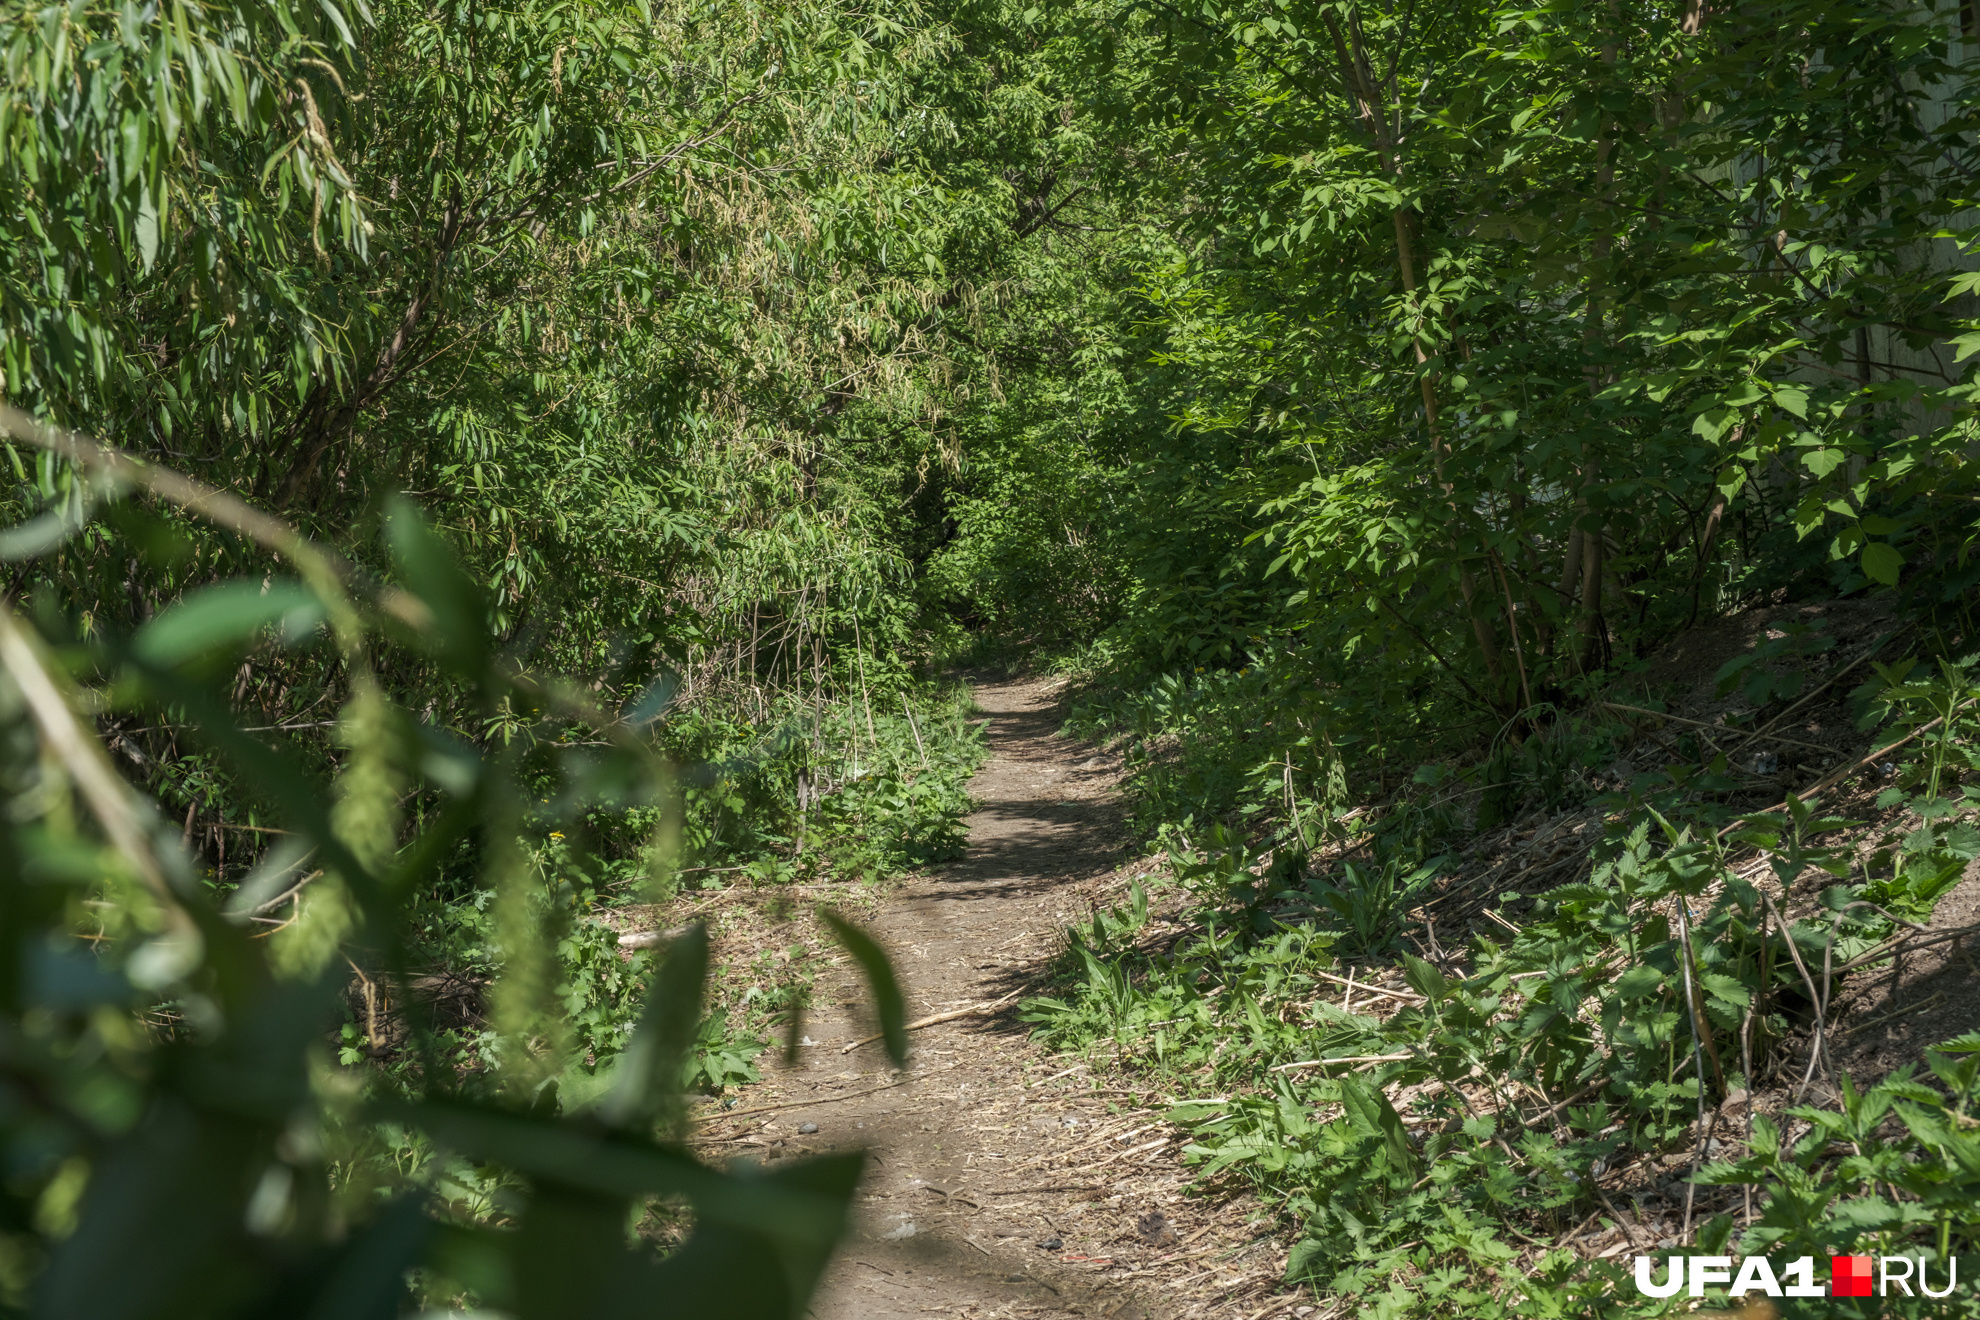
[782,673,1159,1320]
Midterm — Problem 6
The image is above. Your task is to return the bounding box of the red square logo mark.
[1832,1255,1874,1297]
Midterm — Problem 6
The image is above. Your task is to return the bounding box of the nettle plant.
[0,420,908,1318]
[1852,656,1980,928]
[1034,741,1980,1316]
[1697,1035,1980,1320]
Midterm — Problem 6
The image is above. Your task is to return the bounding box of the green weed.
[1030,690,1980,1318]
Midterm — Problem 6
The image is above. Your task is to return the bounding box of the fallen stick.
[1031,1122,1164,1168]
[1310,969,1424,1003]
[1727,629,1906,753]
[1058,1134,1171,1175]
[1718,699,1978,840]
[1025,1063,1089,1087]
[840,985,1029,1053]
[1836,921,1980,974]
[1044,1121,1162,1163]
[1519,1077,1610,1128]
[617,926,691,950]
[920,1184,986,1209]
[1840,990,1947,1038]
[1598,702,1836,757]
[1268,1052,1413,1074]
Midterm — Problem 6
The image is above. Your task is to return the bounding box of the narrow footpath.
[689,676,1304,1319]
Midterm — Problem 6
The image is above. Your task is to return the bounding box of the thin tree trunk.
[850,614,878,759]
[1576,4,1623,672]
[1502,449,1557,661]
[1325,13,1509,705]
[1686,490,1729,627]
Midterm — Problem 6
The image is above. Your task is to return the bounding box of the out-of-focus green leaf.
[297,1196,434,1320]
[818,907,908,1069]
[597,923,707,1130]
[133,580,324,667]
[384,497,491,678]
[378,1097,851,1241]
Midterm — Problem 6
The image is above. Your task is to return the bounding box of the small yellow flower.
[549,831,565,840]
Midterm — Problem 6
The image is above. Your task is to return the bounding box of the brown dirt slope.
[1629,600,1980,1087]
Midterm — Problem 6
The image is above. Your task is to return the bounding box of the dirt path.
[679,633,1980,1318]
[691,676,1295,1319]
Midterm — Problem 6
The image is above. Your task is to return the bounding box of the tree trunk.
[1326,12,1510,706]
[1576,4,1622,673]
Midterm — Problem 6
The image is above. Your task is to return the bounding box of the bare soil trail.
[690,619,1980,1315]
[690,675,1304,1320]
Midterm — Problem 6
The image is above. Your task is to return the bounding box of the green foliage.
[1715,624,1838,709]
[1849,658,1980,929]
[17,0,1980,1314]
[0,0,365,411]
[1026,762,1980,1316]
[930,0,1980,804]
[683,1009,768,1095]
[1699,1036,1980,1318]
[0,467,911,1316]
[1305,855,1443,958]
[0,0,1007,883]
[1023,905,1350,1081]
[640,686,982,889]
[1474,718,1624,831]
[1066,658,1368,847]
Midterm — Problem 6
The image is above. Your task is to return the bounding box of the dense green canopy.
[5,0,1980,1315]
